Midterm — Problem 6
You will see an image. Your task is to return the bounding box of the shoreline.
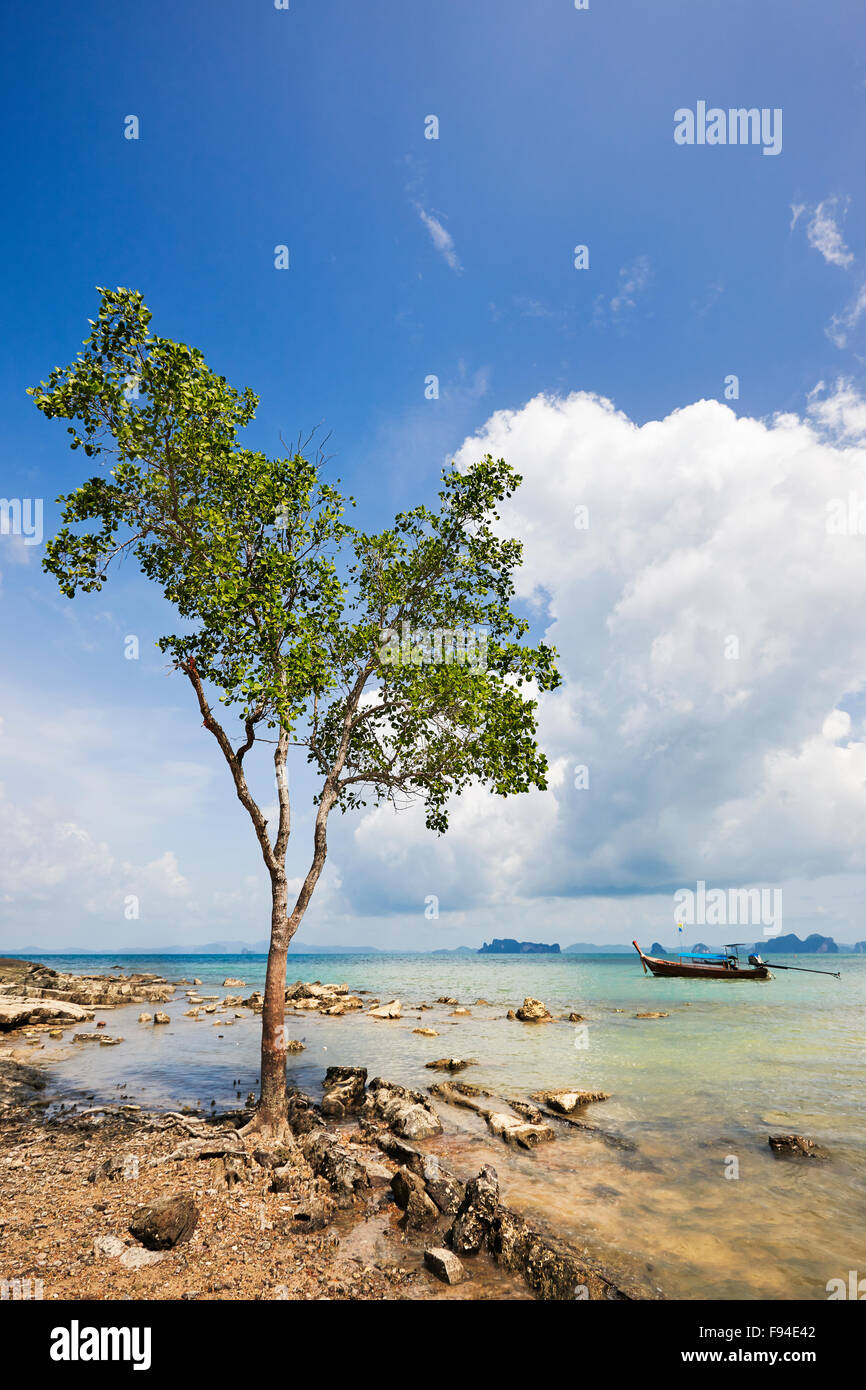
[0,960,651,1301]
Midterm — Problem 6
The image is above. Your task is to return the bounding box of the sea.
[16,949,866,1301]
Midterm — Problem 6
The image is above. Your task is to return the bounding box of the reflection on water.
[26,950,866,1300]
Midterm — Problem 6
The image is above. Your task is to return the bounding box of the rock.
[366,1077,442,1139]
[565,1012,585,1023]
[138,1013,153,1023]
[0,998,91,1032]
[286,1038,305,1053]
[321,1065,367,1117]
[450,1008,471,1016]
[222,978,245,987]
[436,996,458,1005]
[129,1194,199,1250]
[285,1089,325,1135]
[99,1035,123,1045]
[506,1098,547,1124]
[289,1197,332,1232]
[489,1206,630,1300]
[377,1133,465,1216]
[474,999,491,1007]
[424,1247,467,1285]
[89,1153,140,1183]
[299,1130,371,1206]
[153,1012,171,1025]
[485,1112,555,1148]
[634,1011,669,1019]
[449,1165,500,1255]
[413,1027,439,1036]
[120,1247,166,1270]
[391,1165,425,1209]
[506,1009,516,1020]
[369,999,401,1019]
[531,1088,610,1113]
[768,1134,829,1160]
[406,1187,441,1229]
[93,1234,126,1258]
[515,997,552,1023]
[242,992,263,1012]
[424,1057,475,1072]
[73,1032,105,1043]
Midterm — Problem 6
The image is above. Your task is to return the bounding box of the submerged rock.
[768,1134,829,1160]
[489,1207,631,1300]
[424,1057,475,1072]
[531,1088,610,1113]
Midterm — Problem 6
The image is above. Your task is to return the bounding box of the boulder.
[413,1027,439,1036]
[222,978,245,987]
[299,1130,371,1206]
[138,1013,153,1023]
[377,1133,465,1216]
[436,996,458,1005]
[449,1164,500,1255]
[485,1112,555,1149]
[515,997,552,1023]
[153,1012,171,1025]
[424,1247,467,1285]
[369,999,401,1019]
[321,1065,367,1117]
[531,1088,610,1113]
[366,1077,442,1139]
[129,1194,199,1250]
[424,1057,475,1072]
[286,1038,305,1053]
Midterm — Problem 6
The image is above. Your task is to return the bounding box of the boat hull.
[633,941,771,980]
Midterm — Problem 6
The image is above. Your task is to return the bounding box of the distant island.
[479,939,560,954]
[649,934,863,956]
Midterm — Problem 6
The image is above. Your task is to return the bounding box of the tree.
[29,288,561,1138]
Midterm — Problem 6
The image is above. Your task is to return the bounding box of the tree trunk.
[254,873,291,1135]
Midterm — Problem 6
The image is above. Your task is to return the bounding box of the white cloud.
[827,282,866,349]
[804,198,853,268]
[414,205,462,272]
[343,385,866,923]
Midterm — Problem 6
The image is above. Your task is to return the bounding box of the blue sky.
[2,1,866,951]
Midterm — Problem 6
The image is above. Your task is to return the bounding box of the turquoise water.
[19,950,866,1300]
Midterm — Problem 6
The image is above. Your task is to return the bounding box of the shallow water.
[23,950,866,1300]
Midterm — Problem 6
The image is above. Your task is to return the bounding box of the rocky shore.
[0,959,652,1301]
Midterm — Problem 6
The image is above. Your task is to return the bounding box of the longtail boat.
[632,940,771,980]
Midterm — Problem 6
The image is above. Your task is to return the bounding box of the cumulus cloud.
[342,384,866,920]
